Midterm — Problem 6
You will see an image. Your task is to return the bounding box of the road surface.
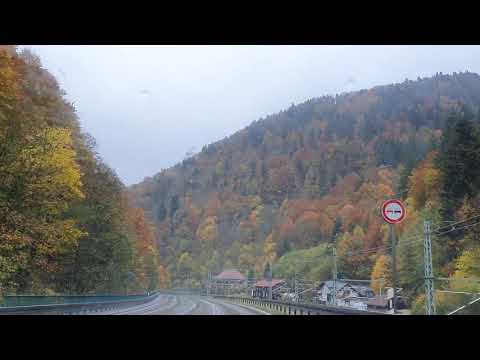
[101,294,268,315]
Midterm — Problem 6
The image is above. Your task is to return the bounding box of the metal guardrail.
[0,292,160,315]
[214,295,387,315]
[0,294,153,307]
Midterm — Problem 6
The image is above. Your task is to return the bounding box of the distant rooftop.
[214,269,246,281]
[254,279,285,288]
[319,280,349,290]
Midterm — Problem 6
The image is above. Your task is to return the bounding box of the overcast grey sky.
[24,45,480,185]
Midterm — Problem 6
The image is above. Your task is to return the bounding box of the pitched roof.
[349,285,376,298]
[319,280,349,290]
[319,281,375,297]
[214,269,246,281]
[366,296,389,308]
[254,279,285,288]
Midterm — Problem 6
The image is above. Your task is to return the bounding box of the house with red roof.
[214,269,246,282]
[209,269,246,295]
[252,279,286,300]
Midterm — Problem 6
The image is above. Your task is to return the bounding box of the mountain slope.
[129,72,480,288]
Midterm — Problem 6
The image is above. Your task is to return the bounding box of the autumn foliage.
[129,71,480,290]
[0,47,169,295]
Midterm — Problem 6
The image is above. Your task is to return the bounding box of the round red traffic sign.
[382,199,406,224]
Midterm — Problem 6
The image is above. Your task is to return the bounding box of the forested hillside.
[0,46,170,296]
[130,71,480,313]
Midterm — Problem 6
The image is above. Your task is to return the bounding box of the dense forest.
[2,44,480,313]
[130,71,480,313]
[0,46,170,296]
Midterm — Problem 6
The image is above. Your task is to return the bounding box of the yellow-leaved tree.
[1,127,85,292]
[408,152,441,211]
[451,246,480,294]
[263,233,277,266]
[196,216,218,251]
[370,255,392,294]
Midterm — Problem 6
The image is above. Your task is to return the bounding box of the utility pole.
[267,263,273,301]
[424,220,436,315]
[268,275,273,301]
[207,271,210,296]
[294,272,298,303]
[332,245,338,306]
[390,224,398,314]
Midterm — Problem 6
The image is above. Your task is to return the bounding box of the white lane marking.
[199,299,217,315]
[213,302,224,315]
[199,299,226,315]
[211,299,271,315]
[133,295,180,315]
[227,302,271,315]
[176,297,199,315]
[107,294,177,315]
[187,298,213,315]
[97,295,268,316]
[214,300,251,315]
[108,295,169,315]
[135,296,180,315]
[114,295,203,315]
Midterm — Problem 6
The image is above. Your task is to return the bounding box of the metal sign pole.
[390,223,398,314]
[382,199,406,315]
[333,245,338,306]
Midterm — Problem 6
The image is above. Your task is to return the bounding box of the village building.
[317,281,410,312]
[383,287,409,310]
[209,269,246,295]
[317,281,376,310]
[214,269,246,283]
[252,279,286,300]
[366,296,390,311]
[317,280,348,304]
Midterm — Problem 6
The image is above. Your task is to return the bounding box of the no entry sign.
[382,199,406,224]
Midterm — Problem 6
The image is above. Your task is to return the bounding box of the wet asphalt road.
[101,294,266,315]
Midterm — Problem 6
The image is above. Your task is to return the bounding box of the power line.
[344,217,480,257]
[437,290,478,295]
[253,215,480,312]
[340,213,480,258]
[436,277,480,283]
[434,220,480,237]
[431,213,480,234]
[338,278,384,283]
